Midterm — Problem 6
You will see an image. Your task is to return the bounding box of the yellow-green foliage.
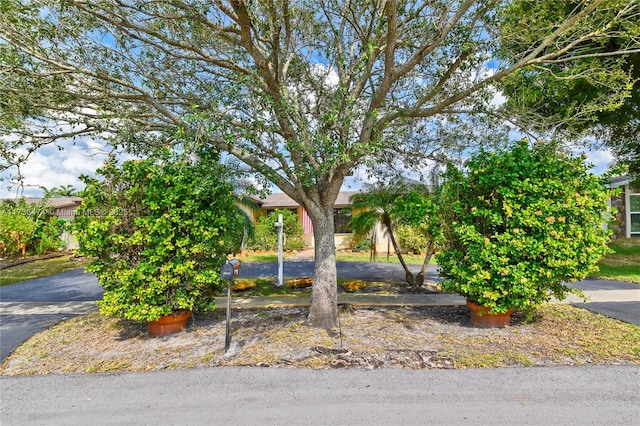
[74,146,240,322]
[287,277,313,288]
[438,141,612,313]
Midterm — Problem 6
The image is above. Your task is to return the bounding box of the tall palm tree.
[349,182,416,286]
[231,193,259,253]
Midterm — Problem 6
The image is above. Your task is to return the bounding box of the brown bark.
[413,239,435,289]
[305,204,338,330]
[382,217,415,286]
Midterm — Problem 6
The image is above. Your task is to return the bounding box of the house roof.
[607,175,635,188]
[4,191,363,212]
[257,191,361,209]
[1,197,83,209]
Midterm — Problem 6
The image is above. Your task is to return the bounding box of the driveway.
[240,260,440,282]
[566,279,640,326]
[0,268,103,362]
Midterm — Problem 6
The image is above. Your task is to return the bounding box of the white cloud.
[490,91,507,107]
[0,137,112,198]
[582,149,613,175]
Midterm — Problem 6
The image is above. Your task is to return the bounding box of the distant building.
[3,192,402,253]
[0,197,83,249]
[251,191,361,249]
[607,175,639,239]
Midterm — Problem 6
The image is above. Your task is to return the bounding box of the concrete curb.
[0,301,99,315]
[214,293,467,309]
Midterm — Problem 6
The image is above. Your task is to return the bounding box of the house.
[4,192,398,253]
[47,197,83,249]
[252,191,362,249]
[0,197,83,249]
[608,175,639,239]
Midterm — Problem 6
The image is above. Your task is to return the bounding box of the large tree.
[496,1,640,176]
[1,0,638,328]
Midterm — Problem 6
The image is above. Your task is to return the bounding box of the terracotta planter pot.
[466,300,513,328]
[147,310,192,337]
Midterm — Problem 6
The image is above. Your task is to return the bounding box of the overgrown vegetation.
[349,181,438,288]
[396,225,431,254]
[0,198,65,258]
[247,209,305,251]
[342,234,372,253]
[437,141,612,313]
[73,145,242,322]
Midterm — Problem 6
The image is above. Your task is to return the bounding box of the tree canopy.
[2,0,638,327]
[497,1,640,176]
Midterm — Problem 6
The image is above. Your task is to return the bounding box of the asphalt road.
[240,259,441,282]
[2,365,639,425]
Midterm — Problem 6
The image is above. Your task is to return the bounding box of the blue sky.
[1,137,113,198]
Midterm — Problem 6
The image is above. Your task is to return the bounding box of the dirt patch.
[0,252,71,270]
[2,304,639,375]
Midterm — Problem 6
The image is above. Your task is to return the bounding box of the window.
[631,194,640,236]
[334,208,352,233]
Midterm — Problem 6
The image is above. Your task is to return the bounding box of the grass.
[0,255,90,286]
[234,249,434,265]
[227,277,309,296]
[590,238,640,283]
[235,252,280,263]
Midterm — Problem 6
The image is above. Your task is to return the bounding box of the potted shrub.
[74,145,243,335]
[437,141,612,327]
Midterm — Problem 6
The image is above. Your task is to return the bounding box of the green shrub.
[74,146,240,322]
[0,199,63,258]
[249,216,277,250]
[437,141,612,313]
[249,208,305,251]
[343,234,372,252]
[285,235,306,251]
[397,225,430,254]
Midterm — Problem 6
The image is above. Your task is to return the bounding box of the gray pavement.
[565,279,640,325]
[2,365,639,425]
[0,268,104,362]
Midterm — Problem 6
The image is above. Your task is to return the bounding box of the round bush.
[74,146,240,321]
[437,141,612,313]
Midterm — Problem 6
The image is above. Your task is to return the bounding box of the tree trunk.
[413,239,435,290]
[383,218,415,286]
[305,205,338,330]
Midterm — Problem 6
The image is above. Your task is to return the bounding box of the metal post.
[276,214,284,287]
[222,259,240,353]
[225,275,232,352]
